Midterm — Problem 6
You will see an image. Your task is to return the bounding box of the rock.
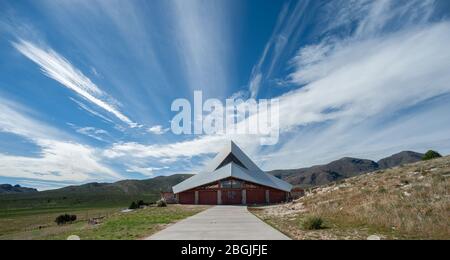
[67,235,80,240]
[367,235,381,240]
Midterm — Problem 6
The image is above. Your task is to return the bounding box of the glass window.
[220,179,242,189]
[231,180,242,188]
[220,180,232,189]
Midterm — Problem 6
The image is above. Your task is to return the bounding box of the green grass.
[0,174,199,240]
[0,193,160,215]
[0,205,206,240]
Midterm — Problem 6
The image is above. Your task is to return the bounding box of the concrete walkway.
[147,206,290,240]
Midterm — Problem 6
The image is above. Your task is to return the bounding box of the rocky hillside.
[0,184,37,194]
[252,156,450,240]
[269,151,424,187]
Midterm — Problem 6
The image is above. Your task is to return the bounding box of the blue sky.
[1,0,450,190]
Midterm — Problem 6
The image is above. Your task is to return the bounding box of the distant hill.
[269,151,424,188]
[377,151,424,169]
[0,184,37,194]
[55,174,192,195]
[0,174,192,211]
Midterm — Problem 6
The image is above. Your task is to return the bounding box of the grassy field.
[250,156,450,240]
[0,174,192,216]
[0,205,207,240]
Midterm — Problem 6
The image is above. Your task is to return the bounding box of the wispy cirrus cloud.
[69,97,115,124]
[12,39,138,128]
[168,0,234,98]
[67,123,110,142]
[248,0,312,98]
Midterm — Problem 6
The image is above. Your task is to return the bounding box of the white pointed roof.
[172,141,292,193]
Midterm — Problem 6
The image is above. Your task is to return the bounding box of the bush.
[55,214,77,225]
[378,186,387,193]
[156,199,167,207]
[129,201,138,210]
[422,150,442,161]
[137,200,148,207]
[302,216,324,230]
[129,200,148,210]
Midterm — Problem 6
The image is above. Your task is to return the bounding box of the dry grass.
[250,156,450,240]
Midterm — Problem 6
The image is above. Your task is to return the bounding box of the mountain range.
[0,151,425,208]
[268,151,424,188]
[0,184,37,194]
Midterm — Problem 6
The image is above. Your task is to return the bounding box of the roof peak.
[203,140,261,173]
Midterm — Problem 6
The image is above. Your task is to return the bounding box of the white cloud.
[14,179,78,191]
[147,125,169,135]
[126,165,169,177]
[73,126,109,142]
[0,98,120,183]
[0,139,119,182]
[104,135,227,160]
[12,39,137,127]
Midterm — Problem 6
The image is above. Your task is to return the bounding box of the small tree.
[129,201,138,210]
[422,150,442,161]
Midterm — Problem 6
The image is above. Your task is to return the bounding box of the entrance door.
[178,191,195,204]
[221,190,242,205]
[246,189,266,204]
[198,190,217,205]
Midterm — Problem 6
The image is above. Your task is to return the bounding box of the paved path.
[147,205,290,240]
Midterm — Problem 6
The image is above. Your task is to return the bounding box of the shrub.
[422,150,442,161]
[129,201,138,210]
[137,200,148,208]
[378,186,387,193]
[302,216,324,230]
[156,199,167,207]
[55,214,77,225]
